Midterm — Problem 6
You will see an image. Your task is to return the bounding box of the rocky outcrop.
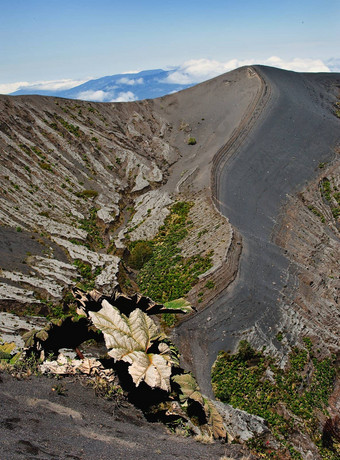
[212,400,269,442]
[0,96,176,301]
[274,158,340,354]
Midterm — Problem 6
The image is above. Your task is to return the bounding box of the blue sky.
[1,0,339,92]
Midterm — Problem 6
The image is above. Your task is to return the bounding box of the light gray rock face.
[0,312,47,348]
[112,190,172,250]
[128,190,173,241]
[0,94,174,303]
[212,400,269,442]
[0,283,39,304]
[95,260,120,291]
[97,206,120,224]
[36,218,87,240]
[0,269,66,298]
[131,162,163,192]
[51,238,120,294]
[29,256,78,286]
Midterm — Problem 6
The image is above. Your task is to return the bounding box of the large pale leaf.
[127,351,171,391]
[172,373,203,405]
[89,300,160,362]
[89,300,172,391]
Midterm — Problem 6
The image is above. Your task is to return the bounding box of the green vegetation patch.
[319,177,340,222]
[133,201,213,303]
[136,202,212,302]
[211,340,337,458]
[39,162,53,172]
[73,259,102,291]
[321,178,332,202]
[128,241,153,269]
[75,189,98,199]
[78,207,104,249]
[308,205,325,223]
[56,116,81,137]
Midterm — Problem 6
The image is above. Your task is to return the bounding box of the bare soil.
[0,372,256,460]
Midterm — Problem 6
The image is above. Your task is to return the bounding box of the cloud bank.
[165,57,330,84]
[76,90,112,102]
[116,77,144,85]
[0,78,88,95]
[111,91,136,102]
[1,56,334,100]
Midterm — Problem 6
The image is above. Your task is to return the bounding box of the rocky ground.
[274,155,340,358]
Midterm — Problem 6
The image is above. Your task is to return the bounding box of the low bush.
[128,241,153,269]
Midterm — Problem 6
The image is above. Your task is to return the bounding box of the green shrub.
[78,207,104,249]
[187,137,197,145]
[128,241,153,269]
[57,117,80,136]
[162,313,176,327]
[75,189,98,199]
[73,259,102,290]
[205,280,215,289]
[39,162,53,172]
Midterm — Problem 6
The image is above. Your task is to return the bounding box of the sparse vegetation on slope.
[211,340,338,459]
[132,202,213,304]
[78,207,104,249]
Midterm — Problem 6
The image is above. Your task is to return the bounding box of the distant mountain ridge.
[10,68,193,102]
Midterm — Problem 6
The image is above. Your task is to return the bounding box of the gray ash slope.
[174,66,340,394]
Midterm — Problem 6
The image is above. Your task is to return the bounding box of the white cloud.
[164,57,330,85]
[121,70,141,74]
[325,58,340,72]
[117,77,144,85]
[264,56,329,72]
[76,90,112,102]
[0,81,30,94]
[0,78,88,95]
[111,91,136,102]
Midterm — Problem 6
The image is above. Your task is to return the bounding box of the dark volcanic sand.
[0,372,255,460]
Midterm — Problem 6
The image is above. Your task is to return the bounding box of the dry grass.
[194,433,214,444]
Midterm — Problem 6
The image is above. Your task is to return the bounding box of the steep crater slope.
[174,67,340,395]
[0,67,260,314]
[0,95,177,308]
